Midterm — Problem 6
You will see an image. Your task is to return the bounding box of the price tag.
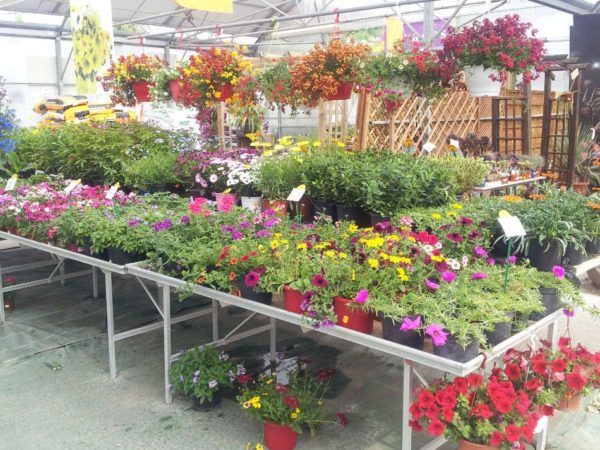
[64,179,81,194]
[5,174,18,191]
[571,68,579,80]
[450,139,460,149]
[287,185,306,202]
[498,214,526,238]
[423,141,436,153]
[105,182,120,200]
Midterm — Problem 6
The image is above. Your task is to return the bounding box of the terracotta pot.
[263,421,298,450]
[169,79,183,103]
[333,296,374,334]
[458,439,499,450]
[557,394,581,411]
[217,83,234,102]
[572,181,589,195]
[509,174,518,182]
[283,286,304,314]
[262,199,288,218]
[324,82,353,101]
[131,81,153,102]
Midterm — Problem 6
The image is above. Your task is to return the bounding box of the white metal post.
[104,270,117,380]
[269,317,277,362]
[92,266,99,299]
[0,264,5,324]
[212,299,219,342]
[402,360,413,450]
[59,257,66,287]
[162,284,172,404]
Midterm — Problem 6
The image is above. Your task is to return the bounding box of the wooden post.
[341,99,349,143]
[521,84,532,155]
[318,101,326,142]
[566,70,583,188]
[540,70,553,161]
[360,94,371,151]
[491,98,500,153]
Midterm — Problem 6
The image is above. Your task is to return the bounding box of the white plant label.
[423,141,436,153]
[450,139,460,149]
[287,187,306,202]
[498,215,526,238]
[65,179,81,193]
[5,174,17,191]
[105,182,120,200]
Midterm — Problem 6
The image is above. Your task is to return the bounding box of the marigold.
[502,195,524,203]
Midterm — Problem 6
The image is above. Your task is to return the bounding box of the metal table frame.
[472,176,546,196]
[126,262,562,450]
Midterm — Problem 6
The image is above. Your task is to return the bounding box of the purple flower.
[441,271,456,283]
[468,230,482,240]
[446,232,464,243]
[563,308,575,317]
[552,265,565,279]
[471,272,488,280]
[400,316,421,332]
[354,289,369,304]
[311,274,328,288]
[239,221,250,229]
[263,218,279,228]
[474,245,488,258]
[255,230,272,238]
[321,318,335,328]
[245,271,260,288]
[153,219,173,232]
[424,278,440,291]
[486,257,496,266]
[179,215,190,225]
[505,255,517,265]
[459,216,473,226]
[425,324,448,346]
[127,218,141,228]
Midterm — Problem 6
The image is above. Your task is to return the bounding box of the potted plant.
[439,15,545,97]
[258,58,307,114]
[169,345,239,411]
[151,65,186,103]
[255,154,301,218]
[99,54,165,105]
[2,276,17,311]
[228,75,266,148]
[122,151,181,193]
[237,369,331,450]
[290,40,370,107]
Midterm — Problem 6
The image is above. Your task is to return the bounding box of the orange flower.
[197,275,204,284]
[229,271,236,281]
[529,194,545,200]
[502,195,524,203]
[541,172,559,180]
[588,201,600,210]
[230,257,238,266]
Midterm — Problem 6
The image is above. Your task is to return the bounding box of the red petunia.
[468,373,483,388]
[505,424,521,443]
[504,363,521,380]
[551,358,567,373]
[283,396,299,409]
[489,431,503,446]
[236,374,252,385]
[525,378,540,391]
[409,419,423,432]
[417,390,436,408]
[471,403,494,419]
[424,404,440,420]
[409,403,423,420]
[566,372,588,393]
[275,384,288,393]
[453,377,468,394]
[427,419,445,436]
[532,360,547,375]
[441,406,454,422]
[542,404,555,416]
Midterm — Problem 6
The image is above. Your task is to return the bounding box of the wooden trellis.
[317,99,349,143]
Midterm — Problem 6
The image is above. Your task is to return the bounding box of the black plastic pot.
[312,199,337,221]
[369,213,391,227]
[527,240,563,272]
[585,238,600,255]
[564,244,585,266]
[432,334,480,363]
[147,184,171,194]
[484,312,516,347]
[19,168,35,179]
[529,287,560,321]
[107,247,143,265]
[381,316,425,350]
[336,204,370,226]
[191,391,221,411]
[492,233,523,259]
[237,281,272,305]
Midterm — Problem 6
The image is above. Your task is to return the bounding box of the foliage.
[122,151,180,189]
[0,76,17,154]
[258,58,307,114]
[227,74,266,133]
[150,65,184,103]
[255,154,301,200]
[444,156,490,195]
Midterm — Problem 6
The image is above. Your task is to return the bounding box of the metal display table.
[127,262,562,450]
[472,176,546,196]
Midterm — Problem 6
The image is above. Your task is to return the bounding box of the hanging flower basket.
[169,79,183,103]
[324,82,354,101]
[463,66,501,97]
[217,83,234,102]
[131,81,153,102]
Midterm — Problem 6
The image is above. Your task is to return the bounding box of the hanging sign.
[174,0,233,14]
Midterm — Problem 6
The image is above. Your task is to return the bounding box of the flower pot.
[509,174,518,182]
[557,394,581,411]
[369,213,391,227]
[312,199,337,221]
[333,296,374,334]
[283,286,304,314]
[529,287,560,320]
[262,199,288,218]
[324,82,353,101]
[484,312,516,346]
[237,281,272,305]
[381,315,425,350]
[186,189,204,200]
[263,421,298,450]
[432,334,480,362]
[107,247,142,265]
[131,81,153,102]
[336,204,369,227]
[463,66,501,97]
[564,244,585,266]
[214,192,238,212]
[3,297,15,312]
[571,181,589,195]
[241,196,262,212]
[191,391,221,411]
[217,83,234,102]
[586,238,600,255]
[147,183,171,194]
[527,240,563,272]
[458,439,499,450]
[169,79,182,103]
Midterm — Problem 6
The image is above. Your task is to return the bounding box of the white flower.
[423,244,434,255]
[209,174,218,183]
[208,380,218,389]
[219,351,230,361]
[434,242,443,250]
[236,364,246,375]
[462,256,469,267]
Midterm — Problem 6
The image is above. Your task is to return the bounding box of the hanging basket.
[169,79,183,103]
[324,82,353,101]
[217,83,234,102]
[463,66,501,97]
[131,81,153,102]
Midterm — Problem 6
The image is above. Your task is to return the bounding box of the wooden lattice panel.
[318,99,349,143]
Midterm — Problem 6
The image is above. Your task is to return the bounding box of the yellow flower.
[243,401,251,409]
[380,252,390,261]
[338,252,348,259]
[446,212,457,218]
[348,224,358,233]
[314,242,331,250]
[270,240,280,250]
[215,49,222,56]
[342,315,349,324]
[291,412,298,419]
[263,150,274,157]
[397,267,409,281]
[432,213,442,220]
[351,270,356,281]
[297,243,308,251]
[295,408,300,413]
[324,250,336,259]
[312,141,321,147]
[274,144,284,150]
[431,255,445,263]
[336,141,346,148]
[407,236,416,243]
[387,235,399,242]
[368,258,379,269]
[273,233,282,239]
[450,203,463,210]
[364,237,385,248]
[256,445,264,450]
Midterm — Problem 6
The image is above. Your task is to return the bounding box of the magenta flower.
[355,289,369,304]
[441,271,457,283]
[468,230,482,240]
[424,278,440,291]
[552,265,565,279]
[425,324,448,347]
[311,274,329,288]
[471,272,488,280]
[486,257,496,266]
[562,308,575,318]
[446,232,464,243]
[473,245,488,258]
[400,315,421,332]
[244,271,260,288]
[459,216,473,226]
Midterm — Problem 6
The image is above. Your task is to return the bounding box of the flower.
[283,396,299,409]
[489,431,504,446]
[562,308,575,318]
[336,412,348,427]
[505,424,521,443]
[566,372,588,392]
[441,271,456,283]
[400,316,421,332]
[473,245,488,258]
[208,380,218,389]
[245,271,260,288]
[425,324,448,346]
[471,272,488,280]
[354,289,369,304]
[311,274,328,288]
[237,374,252,385]
[552,265,565,279]
[424,279,440,291]
[427,418,445,436]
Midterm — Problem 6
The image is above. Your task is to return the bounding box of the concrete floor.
[1,246,599,450]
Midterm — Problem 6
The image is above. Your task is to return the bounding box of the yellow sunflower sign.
[174,0,233,14]
[69,0,114,94]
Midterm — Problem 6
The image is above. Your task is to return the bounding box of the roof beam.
[528,0,592,14]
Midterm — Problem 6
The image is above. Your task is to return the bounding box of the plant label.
[105,182,120,200]
[5,174,18,191]
[423,141,436,153]
[498,215,526,238]
[287,187,306,202]
[592,128,596,140]
[571,68,579,80]
[65,179,81,194]
[450,139,460,149]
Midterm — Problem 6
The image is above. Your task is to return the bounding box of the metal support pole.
[54,36,63,95]
[92,266,99,300]
[162,284,172,404]
[59,258,66,287]
[212,299,219,342]
[423,2,435,43]
[0,264,5,324]
[402,360,413,450]
[104,271,117,380]
[269,317,277,362]
[547,321,559,350]
[164,45,171,63]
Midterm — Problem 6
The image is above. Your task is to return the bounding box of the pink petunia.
[441,271,456,283]
[424,278,440,290]
[552,265,565,279]
[425,324,448,346]
[471,272,488,280]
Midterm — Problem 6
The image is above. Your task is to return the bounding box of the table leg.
[162,284,172,404]
[59,258,66,287]
[92,266,99,300]
[104,271,116,380]
[0,264,5,324]
[212,299,219,342]
[402,360,413,450]
[269,317,277,362]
